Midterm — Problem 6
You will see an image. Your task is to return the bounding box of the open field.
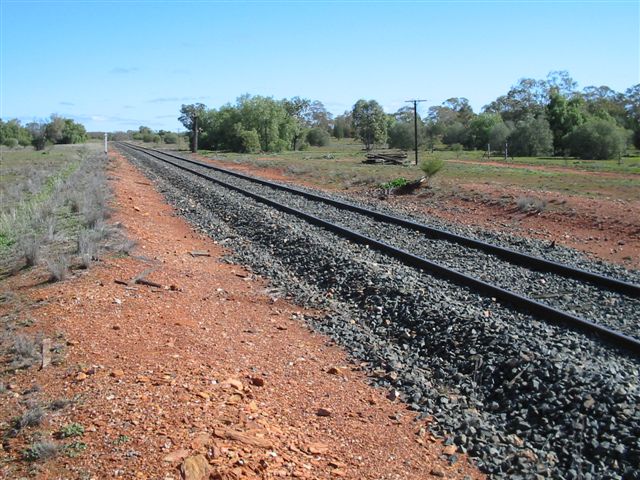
[167,139,640,202]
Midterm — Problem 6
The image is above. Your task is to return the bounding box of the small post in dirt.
[104,133,108,155]
[405,99,427,166]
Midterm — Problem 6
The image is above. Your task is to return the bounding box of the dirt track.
[0,152,483,479]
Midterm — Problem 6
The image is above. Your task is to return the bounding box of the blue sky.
[1,0,638,132]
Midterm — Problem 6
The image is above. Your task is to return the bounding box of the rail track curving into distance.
[117,142,640,356]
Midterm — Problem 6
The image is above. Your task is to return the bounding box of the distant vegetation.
[107,126,186,146]
[0,115,87,150]
[178,71,639,161]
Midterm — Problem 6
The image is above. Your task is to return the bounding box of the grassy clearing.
[0,144,135,275]
[187,139,639,202]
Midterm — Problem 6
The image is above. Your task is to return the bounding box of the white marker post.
[104,132,108,155]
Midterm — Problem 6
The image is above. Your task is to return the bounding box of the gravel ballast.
[152,152,640,341]
[120,146,640,479]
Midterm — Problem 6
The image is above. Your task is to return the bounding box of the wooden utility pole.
[405,99,427,165]
[192,116,198,153]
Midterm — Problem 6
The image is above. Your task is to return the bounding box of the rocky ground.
[118,146,639,479]
[0,151,483,479]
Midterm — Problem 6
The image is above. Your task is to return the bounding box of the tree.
[308,101,333,132]
[61,119,87,144]
[0,119,32,147]
[332,113,352,139]
[546,88,587,154]
[236,95,294,152]
[508,115,554,157]
[351,100,387,150]
[387,107,424,150]
[26,121,48,150]
[623,84,640,148]
[283,96,311,150]
[488,122,512,152]
[564,117,629,160]
[179,103,206,152]
[483,78,548,123]
[545,70,578,97]
[442,121,468,146]
[388,121,415,149]
[306,127,330,147]
[468,113,502,150]
[45,114,66,144]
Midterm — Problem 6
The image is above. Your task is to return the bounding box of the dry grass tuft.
[516,196,547,213]
[45,254,70,282]
[23,440,59,462]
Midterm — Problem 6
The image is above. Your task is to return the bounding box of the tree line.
[179,71,638,160]
[0,115,87,150]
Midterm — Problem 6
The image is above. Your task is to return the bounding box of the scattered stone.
[213,428,271,449]
[110,369,125,378]
[305,442,329,455]
[180,455,210,480]
[250,376,265,387]
[443,444,457,455]
[387,389,400,401]
[430,467,446,477]
[75,372,88,381]
[191,433,212,451]
[316,408,332,417]
[163,449,190,463]
[222,378,243,391]
[40,338,51,370]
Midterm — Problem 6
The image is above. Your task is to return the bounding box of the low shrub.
[516,196,547,213]
[23,440,59,462]
[45,254,70,282]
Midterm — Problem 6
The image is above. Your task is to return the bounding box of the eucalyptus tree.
[351,99,387,150]
[179,103,207,152]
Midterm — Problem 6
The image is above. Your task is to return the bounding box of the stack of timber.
[362,152,409,165]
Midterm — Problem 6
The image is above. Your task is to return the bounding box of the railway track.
[117,142,639,355]
[117,142,640,478]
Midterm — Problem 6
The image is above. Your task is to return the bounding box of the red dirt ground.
[0,152,484,479]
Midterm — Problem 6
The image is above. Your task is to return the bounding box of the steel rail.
[117,142,640,356]
[121,143,640,298]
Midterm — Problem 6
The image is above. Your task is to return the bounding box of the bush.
[380,177,409,190]
[23,440,59,462]
[387,122,417,150]
[16,405,45,429]
[508,115,554,157]
[162,132,179,144]
[564,117,629,160]
[77,229,99,268]
[306,127,331,147]
[420,158,445,180]
[19,234,40,267]
[58,423,84,438]
[516,196,547,213]
[45,254,69,282]
[3,138,19,148]
[237,128,261,153]
[11,335,39,364]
